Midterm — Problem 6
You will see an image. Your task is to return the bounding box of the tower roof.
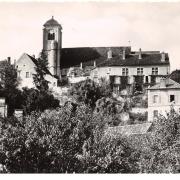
[43,16,62,28]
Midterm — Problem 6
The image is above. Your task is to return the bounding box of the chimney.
[160,78,166,88]
[107,48,112,59]
[14,59,16,68]
[161,52,165,62]
[7,57,11,64]
[122,48,126,60]
[32,54,35,58]
[138,48,142,59]
[80,62,83,69]
[94,61,96,67]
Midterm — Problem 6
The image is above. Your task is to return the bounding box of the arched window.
[48,32,55,40]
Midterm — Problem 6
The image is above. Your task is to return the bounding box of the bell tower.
[42,16,62,77]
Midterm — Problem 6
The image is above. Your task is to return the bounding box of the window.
[152,67,158,75]
[137,67,143,75]
[170,95,175,103]
[145,76,149,83]
[122,68,128,76]
[153,95,158,103]
[26,72,30,78]
[48,32,55,40]
[153,110,158,118]
[114,76,121,84]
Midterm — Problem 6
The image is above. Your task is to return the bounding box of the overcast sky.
[0,1,180,71]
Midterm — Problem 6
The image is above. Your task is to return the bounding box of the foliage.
[94,97,124,126]
[0,62,23,116]
[21,87,59,115]
[129,112,148,124]
[22,51,60,115]
[138,109,180,173]
[131,95,148,108]
[68,79,111,109]
[0,103,138,173]
[33,52,50,93]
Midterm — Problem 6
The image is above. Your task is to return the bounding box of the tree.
[138,108,180,173]
[0,102,138,173]
[0,61,23,116]
[33,52,49,93]
[69,79,111,109]
[94,97,124,126]
[20,52,60,115]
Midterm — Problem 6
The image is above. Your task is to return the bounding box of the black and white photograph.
[0,0,180,174]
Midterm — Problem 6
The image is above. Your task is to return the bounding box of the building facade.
[90,49,170,94]
[147,78,180,121]
[16,53,58,89]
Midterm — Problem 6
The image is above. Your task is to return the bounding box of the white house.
[16,53,58,89]
[90,48,170,94]
[147,78,180,121]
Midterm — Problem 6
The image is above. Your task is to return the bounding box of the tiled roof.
[104,123,152,138]
[97,53,169,67]
[60,47,169,68]
[60,46,131,68]
[148,78,180,90]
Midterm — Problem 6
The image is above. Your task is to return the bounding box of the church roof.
[60,47,170,69]
[43,16,62,28]
[60,46,131,68]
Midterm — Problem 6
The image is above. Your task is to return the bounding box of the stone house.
[16,53,58,89]
[147,78,180,121]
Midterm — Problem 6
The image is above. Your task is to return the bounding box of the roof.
[148,78,180,90]
[60,46,131,68]
[60,47,169,68]
[19,53,53,76]
[96,53,169,67]
[168,69,180,84]
[104,123,152,138]
[43,16,62,28]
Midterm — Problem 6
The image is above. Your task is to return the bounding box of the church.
[16,17,170,94]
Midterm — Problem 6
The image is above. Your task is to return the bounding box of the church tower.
[42,16,62,77]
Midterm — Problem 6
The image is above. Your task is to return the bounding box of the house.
[90,48,170,95]
[147,78,180,121]
[16,53,58,89]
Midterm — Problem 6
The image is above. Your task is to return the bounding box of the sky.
[0,1,180,71]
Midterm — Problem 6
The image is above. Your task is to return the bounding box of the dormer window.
[122,68,128,76]
[137,67,143,75]
[152,67,158,75]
